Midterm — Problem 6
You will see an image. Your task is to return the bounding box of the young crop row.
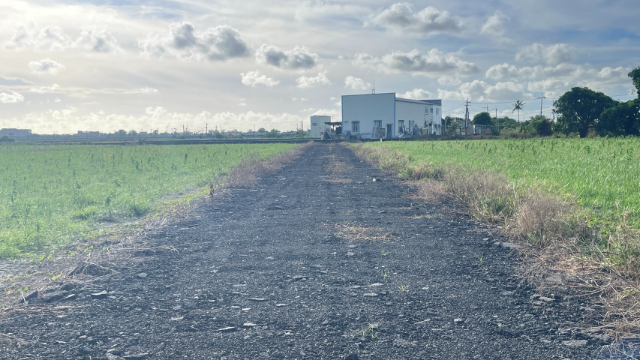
[376,137,640,228]
[0,143,296,258]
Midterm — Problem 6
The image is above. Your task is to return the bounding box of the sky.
[0,0,639,134]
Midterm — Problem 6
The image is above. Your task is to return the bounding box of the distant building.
[341,93,442,139]
[0,128,32,137]
[310,115,331,138]
[77,131,100,137]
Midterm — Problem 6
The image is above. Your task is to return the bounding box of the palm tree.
[513,100,524,121]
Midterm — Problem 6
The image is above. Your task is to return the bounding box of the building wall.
[342,93,395,139]
[396,100,427,135]
[310,115,331,138]
[396,100,442,135]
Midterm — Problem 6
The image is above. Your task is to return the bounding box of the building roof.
[396,97,442,106]
[341,93,441,106]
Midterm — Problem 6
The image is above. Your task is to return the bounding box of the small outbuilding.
[341,93,442,139]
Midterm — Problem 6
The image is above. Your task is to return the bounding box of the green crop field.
[366,138,640,228]
[0,143,297,258]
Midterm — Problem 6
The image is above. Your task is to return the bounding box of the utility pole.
[495,108,499,133]
[464,99,471,130]
[205,122,208,135]
[538,95,546,117]
[486,105,490,113]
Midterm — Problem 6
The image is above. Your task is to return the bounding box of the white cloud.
[344,76,370,90]
[0,91,25,104]
[139,22,250,61]
[354,49,478,77]
[481,11,508,38]
[28,58,65,74]
[297,72,332,88]
[515,43,575,66]
[29,84,61,93]
[74,27,122,53]
[241,70,279,87]
[4,25,121,53]
[295,1,368,22]
[137,87,158,94]
[370,3,462,35]
[256,44,318,70]
[1,106,308,134]
[0,76,33,86]
[438,80,534,102]
[397,88,434,100]
[485,62,632,97]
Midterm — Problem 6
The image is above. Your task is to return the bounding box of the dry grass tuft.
[334,222,391,242]
[513,195,570,246]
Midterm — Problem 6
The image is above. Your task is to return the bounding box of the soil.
[0,143,622,359]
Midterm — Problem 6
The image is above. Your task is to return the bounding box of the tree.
[553,87,617,138]
[629,66,640,99]
[472,112,492,125]
[512,100,525,121]
[596,100,640,136]
[258,127,266,133]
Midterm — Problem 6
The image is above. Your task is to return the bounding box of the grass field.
[0,143,297,258]
[368,138,640,229]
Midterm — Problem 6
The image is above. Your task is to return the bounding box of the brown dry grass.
[334,222,392,242]
[351,142,640,334]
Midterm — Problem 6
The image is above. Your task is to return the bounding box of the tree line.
[444,65,640,138]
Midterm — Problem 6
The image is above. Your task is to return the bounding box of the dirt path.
[0,143,612,359]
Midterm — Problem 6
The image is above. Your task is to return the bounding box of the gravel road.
[0,143,614,359]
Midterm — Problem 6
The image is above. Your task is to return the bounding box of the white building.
[309,115,331,138]
[341,93,442,139]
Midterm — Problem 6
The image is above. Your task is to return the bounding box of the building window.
[436,108,439,115]
[425,107,429,114]
[374,120,382,129]
[430,108,433,114]
[352,121,360,133]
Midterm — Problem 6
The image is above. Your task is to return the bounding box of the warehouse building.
[341,93,442,139]
[0,128,32,137]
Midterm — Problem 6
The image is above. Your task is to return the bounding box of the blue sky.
[0,0,638,133]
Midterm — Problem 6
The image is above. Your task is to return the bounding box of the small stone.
[421,286,429,290]
[242,322,257,327]
[242,308,251,311]
[275,304,287,307]
[248,298,267,302]
[454,318,463,323]
[363,293,378,297]
[56,340,67,344]
[346,252,355,256]
[265,256,274,260]
[292,275,306,281]
[137,273,148,279]
[107,354,124,360]
[545,275,563,284]
[170,316,184,321]
[347,245,357,248]
[91,291,108,299]
[539,296,555,302]
[217,327,236,332]
[123,353,149,360]
[369,283,384,287]
[172,305,182,310]
[500,291,513,296]
[562,340,588,347]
